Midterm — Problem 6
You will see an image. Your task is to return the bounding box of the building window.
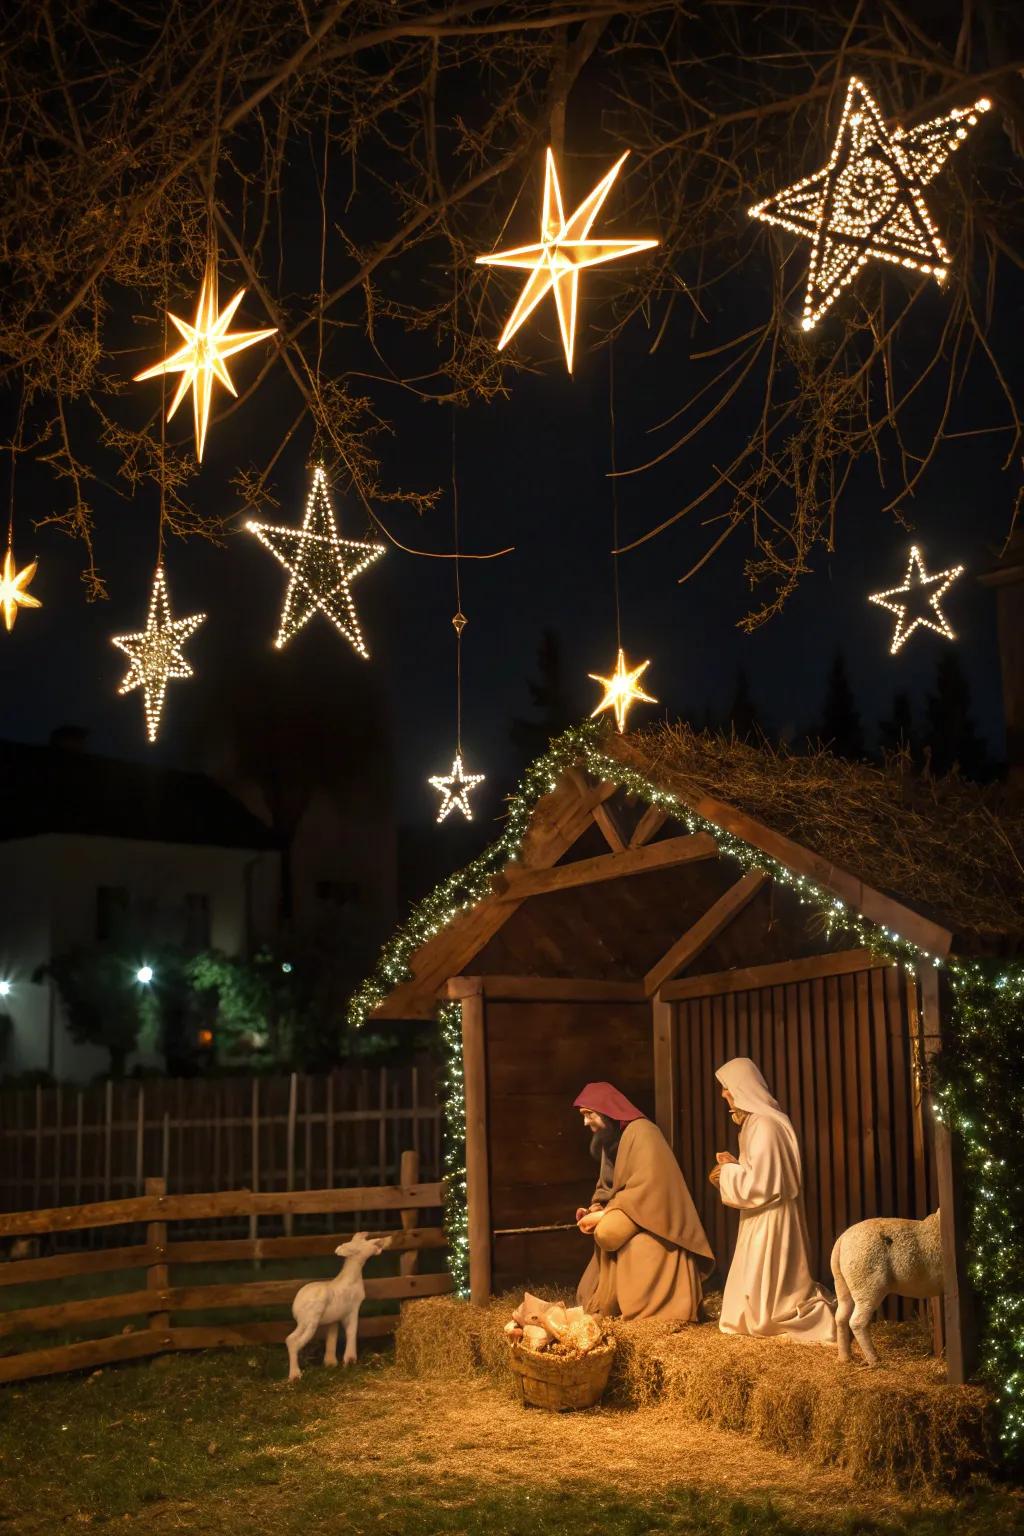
[96,886,129,943]
[184,892,211,950]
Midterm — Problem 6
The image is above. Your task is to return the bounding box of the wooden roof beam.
[660,947,891,1001]
[643,870,768,997]
[494,831,717,901]
[630,804,668,848]
[445,975,645,1002]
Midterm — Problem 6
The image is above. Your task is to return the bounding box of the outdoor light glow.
[247,464,385,655]
[112,565,206,742]
[868,544,964,653]
[0,546,41,632]
[136,965,154,985]
[134,255,277,462]
[428,753,485,823]
[281,961,293,974]
[0,980,11,997]
[476,148,657,372]
[750,78,991,327]
[589,648,657,734]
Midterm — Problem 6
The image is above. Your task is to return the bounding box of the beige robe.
[577,1118,714,1322]
[718,1112,835,1344]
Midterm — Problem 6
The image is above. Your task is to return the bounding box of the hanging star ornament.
[247,463,385,656]
[112,565,205,742]
[868,544,964,654]
[0,546,42,632]
[476,148,658,371]
[134,256,277,461]
[750,78,991,328]
[589,648,657,734]
[429,752,486,823]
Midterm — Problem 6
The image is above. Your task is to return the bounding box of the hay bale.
[394,1295,482,1379]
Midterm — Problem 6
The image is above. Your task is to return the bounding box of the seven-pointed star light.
[134,256,277,461]
[589,648,657,734]
[429,753,486,823]
[112,565,206,742]
[476,148,658,371]
[247,463,385,656]
[868,544,964,654]
[750,77,990,328]
[0,546,42,632]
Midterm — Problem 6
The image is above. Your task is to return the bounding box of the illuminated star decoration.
[476,148,658,371]
[134,256,277,461]
[750,78,991,329]
[112,565,205,743]
[589,648,657,734]
[247,463,385,656]
[868,544,964,654]
[429,753,485,823]
[0,546,41,632]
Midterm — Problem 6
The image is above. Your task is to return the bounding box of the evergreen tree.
[878,690,915,757]
[924,652,990,780]
[728,667,761,741]
[510,628,571,763]
[816,648,865,759]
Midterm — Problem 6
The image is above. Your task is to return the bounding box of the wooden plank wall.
[671,967,936,1317]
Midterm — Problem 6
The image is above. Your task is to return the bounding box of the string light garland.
[134,255,277,462]
[750,77,991,329]
[247,462,385,655]
[438,999,470,1296]
[868,544,964,653]
[429,753,486,824]
[476,148,657,372]
[111,565,205,743]
[589,647,657,734]
[0,547,41,632]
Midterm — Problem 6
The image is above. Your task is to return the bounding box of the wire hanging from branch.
[1,379,41,633]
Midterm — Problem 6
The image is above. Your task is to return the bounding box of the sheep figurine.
[285,1230,389,1381]
[830,1211,942,1366]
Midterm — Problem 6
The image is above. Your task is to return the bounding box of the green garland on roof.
[933,962,1024,1463]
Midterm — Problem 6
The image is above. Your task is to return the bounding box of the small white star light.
[476,148,657,372]
[134,256,277,461]
[868,544,964,653]
[429,753,485,823]
[750,77,990,328]
[112,566,205,742]
[247,463,385,656]
[589,648,657,734]
[0,546,41,632]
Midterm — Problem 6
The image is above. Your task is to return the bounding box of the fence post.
[103,1079,113,1202]
[399,1149,420,1278]
[135,1085,145,1195]
[249,1078,260,1245]
[52,1086,63,1207]
[145,1176,170,1348]
[325,1073,335,1190]
[285,1073,297,1238]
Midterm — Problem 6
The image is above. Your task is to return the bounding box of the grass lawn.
[0,1342,1022,1535]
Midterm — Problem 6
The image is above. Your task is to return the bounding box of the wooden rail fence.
[0,1149,451,1383]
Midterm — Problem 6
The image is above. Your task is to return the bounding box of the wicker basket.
[507,1337,616,1411]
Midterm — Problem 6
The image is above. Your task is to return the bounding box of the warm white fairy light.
[0,546,41,632]
[112,565,205,742]
[868,544,964,653]
[589,647,657,734]
[429,753,485,823]
[476,148,658,372]
[750,78,991,328]
[247,463,385,656]
[134,256,277,461]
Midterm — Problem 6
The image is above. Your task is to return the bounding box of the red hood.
[573,1081,646,1128]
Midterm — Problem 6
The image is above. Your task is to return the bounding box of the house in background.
[0,729,280,1082]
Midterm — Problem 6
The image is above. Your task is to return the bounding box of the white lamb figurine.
[286,1231,388,1381]
[830,1211,942,1367]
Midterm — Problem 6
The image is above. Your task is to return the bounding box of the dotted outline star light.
[589,648,657,734]
[0,547,41,632]
[868,544,964,654]
[134,256,277,461]
[112,565,206,743]
[749,77,991,328]
[476,148,658,371]
[247,463,386,656]
[429,752,485,823]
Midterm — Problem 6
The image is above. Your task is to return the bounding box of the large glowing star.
[0,547,41,632]
[112,566,205,743]
[750,78,990,328]
[868,545,964,653]
[247,464,385,656]
[429,753,485,823]
[476,148,657,371]
[134,257,277,461]
[589,648,657,734]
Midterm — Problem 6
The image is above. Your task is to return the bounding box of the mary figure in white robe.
[713,1057,835,1345]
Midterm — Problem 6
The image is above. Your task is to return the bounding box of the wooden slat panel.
[810,978,834,1297]
[0,1244,154,1289]
[840,977,864,1225]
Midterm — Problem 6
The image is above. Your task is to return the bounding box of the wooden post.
[459,983,492,1305]
[399,1149,420,1278]
[52,1086,63,1207]
[161,1111,170,1187]
[652,994,679,1153]
[135,1086,145,1195]
[378,1067,388,1188]
[918,964,976,1383]
[103,1080,113,1203]
[145,1176,170,1347]
[73,1091,83,1205]
[284,1073,297,1238]
[325,1074,335,1190]
[304,1075,312,1191]
[249,1078,260,1243]
[33,1084,43,1210]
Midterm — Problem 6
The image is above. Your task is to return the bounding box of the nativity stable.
[356,723,1024,1386]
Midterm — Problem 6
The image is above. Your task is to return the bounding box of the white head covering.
[715,1057,799,1164]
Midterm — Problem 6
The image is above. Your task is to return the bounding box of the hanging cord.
[7,380,25,555]
[452,403,464,755]
[156,248,169,569]
[608,340,622,650]
[316,92,330,410]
